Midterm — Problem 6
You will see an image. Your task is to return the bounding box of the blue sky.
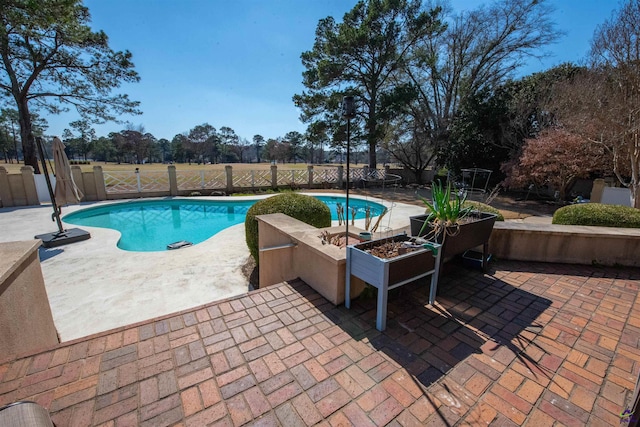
[46,0,619,143]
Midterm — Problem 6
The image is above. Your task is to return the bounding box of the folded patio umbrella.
[34,136,90,248]
[52,136,83,207]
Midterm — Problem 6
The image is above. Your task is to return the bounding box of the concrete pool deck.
[0,193,425,342]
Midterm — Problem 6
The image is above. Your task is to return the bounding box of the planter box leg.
[345,249,352,309]
[482,242,489,272]
[429,249,442,305]
[376,284,388,331]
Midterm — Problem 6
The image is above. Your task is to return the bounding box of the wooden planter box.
[409,212,497,271]
[345,234,442,331]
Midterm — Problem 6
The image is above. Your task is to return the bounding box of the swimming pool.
[63,196,385,252]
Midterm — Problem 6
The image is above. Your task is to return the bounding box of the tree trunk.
[560,176,577,202]
[367,133,377,169]
[633,137,640,209]
[17,97,40,174]
[415,170,423,185]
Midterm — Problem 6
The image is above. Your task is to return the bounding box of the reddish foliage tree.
[547,1,640,208]
[502,128,612,200]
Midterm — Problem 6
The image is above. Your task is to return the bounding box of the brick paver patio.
[1,259,639,426]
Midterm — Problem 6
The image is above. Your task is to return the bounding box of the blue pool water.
[63,196,385,252]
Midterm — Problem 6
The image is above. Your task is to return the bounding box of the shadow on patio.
[314,259,553,425]
[0,259,638,426]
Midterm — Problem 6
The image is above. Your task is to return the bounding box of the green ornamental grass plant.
[418,182,473,238]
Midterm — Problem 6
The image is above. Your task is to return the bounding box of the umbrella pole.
[35,136,64,234]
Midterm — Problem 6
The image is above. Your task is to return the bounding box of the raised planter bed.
[345,234,442,331]
[410,211,497,271]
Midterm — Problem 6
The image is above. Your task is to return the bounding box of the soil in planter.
[319,231,362,248]
[365,241,422,259]
[338,235,361,248]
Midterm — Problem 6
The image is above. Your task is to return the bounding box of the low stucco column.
[168,165,178,196]
[337,165,344,188]
[20,166,39,206]
[225,165,233,193]
[591,178,605,203]
[271,165,278,189]
[0,167,13,207]
[71,165,85,199]
[307,165,314,188]
[93,166,107,200]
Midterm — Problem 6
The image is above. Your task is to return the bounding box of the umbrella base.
[35,228,91,248]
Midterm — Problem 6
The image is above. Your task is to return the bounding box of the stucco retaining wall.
[0,240,59,360]
[490,222,640,267]
[257,213,365,305]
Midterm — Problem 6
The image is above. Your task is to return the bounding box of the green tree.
[188,123,218,163]
[263,138,280,162]
[157,138,171,163]
[283,131,304,163]
[109,126,154,164]
[0,108,47,162]
[305,121,329,163]
[384,112,435,183]
[61,128,79,159]
[499,64,583,152]
[0,125,11,162]
[219,126,239,162]
[391,71,557,184]
[0,0,140,173]
[0,108,21,162]
[393,0,560,178]
[146,136,161,163]
[440,89,511,181]
[438,64,582,183]
[63,120,96,161]
[171,133,189,163]
[294,0,444,169]
[91,136,116,162]
[109,131,132,163]
[540,0,640,208]
[228,137,250,163]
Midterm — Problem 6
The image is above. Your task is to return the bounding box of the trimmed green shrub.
[462,201,505,221]
[552,203,640,228]
[245,193,331,264]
